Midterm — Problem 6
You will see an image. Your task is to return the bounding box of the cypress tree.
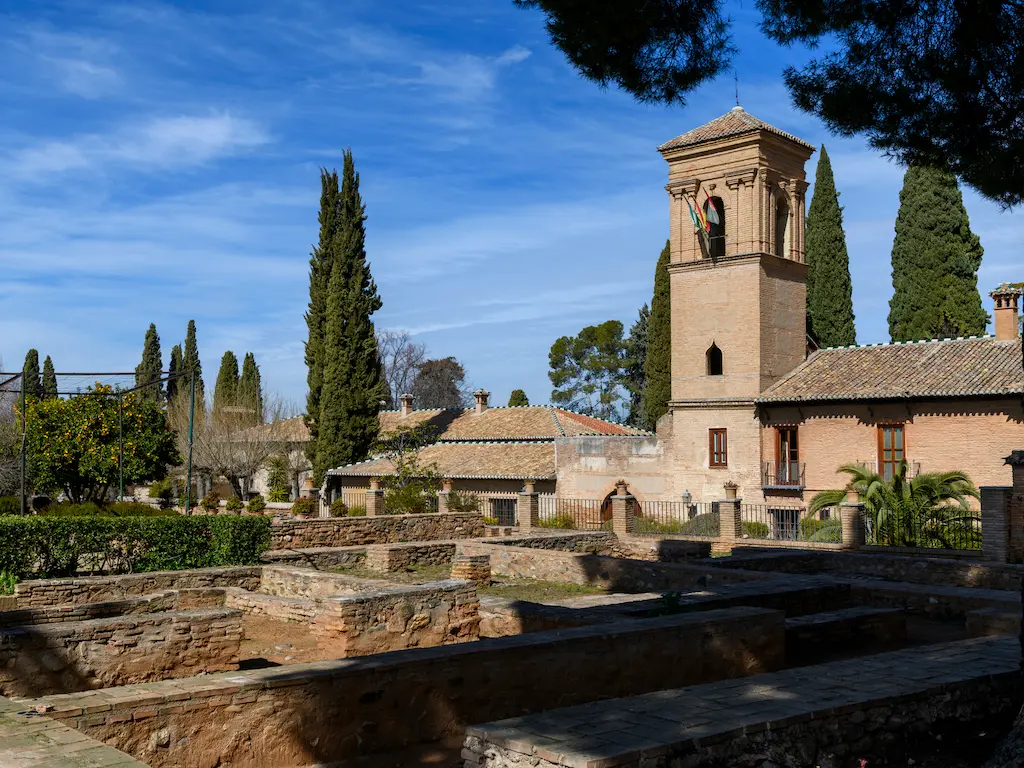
[642,241,671,429]
[213,351,239,417]
[805,146,856,347]
[166,344,183,404]
[134,323,163,401]
[41,356,57,400]
[182,320,205,406]
[238,352,263,425]
[305,168,342,465]
[625,304,650,428]
[508,389,529,407]
[22,350,41,399]
[314,149,386,483]
[888,164,988,341]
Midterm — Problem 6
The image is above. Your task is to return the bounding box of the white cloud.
[496,45,531,66]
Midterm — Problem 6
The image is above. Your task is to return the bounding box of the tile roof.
[327,441,555,480]
[758,336,1024,403]
[658,106,814,152]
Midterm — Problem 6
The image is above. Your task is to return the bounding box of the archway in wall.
[704,196,725,259]
[599,486,645,523]
[775,196,790,258]
[706,343,723,376]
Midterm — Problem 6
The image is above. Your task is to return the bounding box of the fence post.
[437,478,452,515]
[519,481,539,530]
[840,488,866,550]
[366,478,384,517]
[719,482,741,549]
[981,485,1012,563]
[611,479,634,537]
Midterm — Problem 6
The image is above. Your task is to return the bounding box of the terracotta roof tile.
[327,442,555,479]
[658,107,814,152]
[758,336,1024,403]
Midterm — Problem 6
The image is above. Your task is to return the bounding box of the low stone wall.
[847,579,1018,618]
[967,607,1020,637]
[0,607,242,697]
[785,606,906,662]
[457,542,762,592]
[270,512,484,549]
[259,565,392,598]
[608,537,712,561]
[13,567,261,607]
[365,542,458,572]
[489,532,616,553]
[0,588,224,628]
[261,545,367,569]
[478,596,596,637]
[26,606,784,768]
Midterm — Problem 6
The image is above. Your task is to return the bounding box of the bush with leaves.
[0,571,17,595]
[446,490,480,514]
[148,479,174,509]
[40,501,176,518]
[291,498,316,517]
[347,505,366,517]
[224,496,244,512]
[266,455,291,502]
[177,487,197,510]
[247,494,267,514]
[538,512,577,530]
[329,498,349,517]
[0,496,21,516]
[201,491,220,512]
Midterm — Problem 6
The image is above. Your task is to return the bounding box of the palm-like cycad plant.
[809,461,981,549]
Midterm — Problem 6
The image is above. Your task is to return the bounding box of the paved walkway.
[0,696,147,768]
[465,636,1020,768]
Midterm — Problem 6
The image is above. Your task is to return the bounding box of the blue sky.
[1,0,1020,412]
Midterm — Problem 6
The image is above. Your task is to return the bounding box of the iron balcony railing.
[855,459,921,480]
[761,461,805,489]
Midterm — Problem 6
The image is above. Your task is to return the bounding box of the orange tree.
[24,385,180,503]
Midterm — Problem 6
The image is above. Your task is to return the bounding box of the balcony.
[761,461,805,490]
[855,459,921,480]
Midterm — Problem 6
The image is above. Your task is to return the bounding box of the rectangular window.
[776,427,799,485]
[877,424,905,481]
[709,428,728,467]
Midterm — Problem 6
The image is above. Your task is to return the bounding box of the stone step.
[785,606,906,662]
[966,607,1021,637]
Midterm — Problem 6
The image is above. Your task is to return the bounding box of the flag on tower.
[704,193,721,227]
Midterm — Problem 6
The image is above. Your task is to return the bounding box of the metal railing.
[761,461,805,489]
[632,500,719,537]
[537,496,605,530]
[740,504,841,543]
[863,508,981,551]
[856,459,921,479]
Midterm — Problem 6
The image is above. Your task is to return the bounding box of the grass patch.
[330,562,453,584]
[479,578,606,602]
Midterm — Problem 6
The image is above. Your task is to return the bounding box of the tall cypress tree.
[22,350,41,399]
[508,389,529,407]
[238,352,263,425]
[805,146,856,347]
[166,344,183,404]
[305,169,342,465]
[213,351,239,416]
[41,356,57,400]
[642,241,671,429]
[134,323,163,401]
[625,304,650,429]
[182,320,205,406]
[314,149,386,482]
[888,164,988,341]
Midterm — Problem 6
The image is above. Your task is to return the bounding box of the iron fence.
[632,500,719,537]
[537,496,605,530]
[739,504,841,543]
[862,507,981,551]
[761,461,805,489]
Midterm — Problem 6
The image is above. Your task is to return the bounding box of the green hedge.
[0,515,270,578]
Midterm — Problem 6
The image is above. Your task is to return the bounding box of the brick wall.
[269,512,484,549]
[26,606,784,768]
[0,608,242,697]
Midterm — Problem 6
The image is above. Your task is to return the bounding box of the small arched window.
[774,195,790,258]
[704,196,725,259]
[706,343,723,376]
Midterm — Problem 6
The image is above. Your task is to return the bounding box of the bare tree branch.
[377,330,427,408]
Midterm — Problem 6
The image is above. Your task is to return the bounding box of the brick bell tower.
[658,106,815,404]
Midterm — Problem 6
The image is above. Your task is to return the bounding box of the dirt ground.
[238,614,348,668]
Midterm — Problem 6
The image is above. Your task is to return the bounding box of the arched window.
[704,196,725,259]
[774,195,790,258]
[706,343,723,376]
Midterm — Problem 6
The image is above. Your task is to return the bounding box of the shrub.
[538,512,577,530]
[347,505,366,517]
[482,515,498,525]
[201,491,220,512]
[447,491,480,513]
[0,496,21,516]
[0,515,270,578]
[148,480,174,509]
[177,489,197,510]
[384,485,435,515]
[39,502,175,518]
[291,498,316,517]
[330,499,349,517]
[267,487,290,503]
[247,495,267,514]
[224,496,244,512]
[742,521,770,538]
[0,571,17,595]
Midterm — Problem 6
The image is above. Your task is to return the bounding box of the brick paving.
[465,636,1020,768]
[0,696,147,768]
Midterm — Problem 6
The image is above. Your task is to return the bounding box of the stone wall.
[261,545,367,570]
[0,608,242,697]
[25,606,784,768]
[488,532,616,553]
[365,542,458,572]
[270,512,484,549]
[258,565,392,598]
[13,567,261,607]
[0,588,224,628]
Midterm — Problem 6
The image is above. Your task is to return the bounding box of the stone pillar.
[365,478,384,517]
[519,480,539,530]
[1005,451,1024,562]
[437,478,453,515]
[451,553,491,585]
[840,489,866,550]
[719,481,741,546]
[981,485,1012,563]
[611,479,634,537]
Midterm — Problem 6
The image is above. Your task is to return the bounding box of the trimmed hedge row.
[0,515,270,578]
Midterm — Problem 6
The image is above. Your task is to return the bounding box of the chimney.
[474,389,490,414]
[399,393,414,417]
[990,284,1023,341]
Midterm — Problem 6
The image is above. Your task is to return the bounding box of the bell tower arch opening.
[774,193,791,259]
[704,196,726,259]
[706,343,723,376]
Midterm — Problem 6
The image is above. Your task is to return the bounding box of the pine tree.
[642,241,671,429]
[22,350,41,399]
[314,149,386,483]
[805,146,856,347]
[213,351,239,417]
[182,320,205,406]
[304,168,342,466]
[508,389,529,407]
[166,344,183,404]
[625,304,650,428]
[888,164,988,341]
[134,323,163,401]
[238,352,263,425]
[41,356,57,400]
